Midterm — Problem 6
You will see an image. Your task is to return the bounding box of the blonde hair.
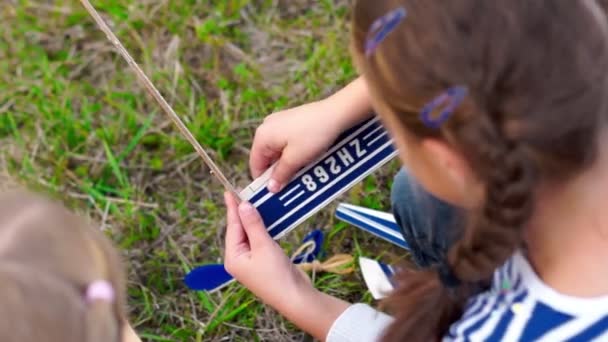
[0,190,126,342]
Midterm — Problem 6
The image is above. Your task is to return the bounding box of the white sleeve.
[326,303,394,342]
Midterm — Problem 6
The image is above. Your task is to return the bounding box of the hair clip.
[85,280,115,304]
[420,86,468,129]
[365,7,407,57]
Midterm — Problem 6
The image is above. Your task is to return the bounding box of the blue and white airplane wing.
[335,203,409,250]
[359,257,397,300]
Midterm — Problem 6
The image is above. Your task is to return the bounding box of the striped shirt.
[327,250,608,341]
[446,251,608,341]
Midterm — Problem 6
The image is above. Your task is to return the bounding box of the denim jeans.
[390,168,463,269]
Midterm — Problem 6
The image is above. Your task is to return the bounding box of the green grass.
[1,0,404,340]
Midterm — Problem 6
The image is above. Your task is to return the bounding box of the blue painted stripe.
[335,206,403,240]
[343,205,403,237]
[379,261,397,288]
[335,209,410,249]
[379,261,395,277]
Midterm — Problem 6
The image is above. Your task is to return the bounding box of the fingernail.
[238,201,255,215]
[268,179,280,193]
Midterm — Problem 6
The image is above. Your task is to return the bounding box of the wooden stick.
[79,0,241,200]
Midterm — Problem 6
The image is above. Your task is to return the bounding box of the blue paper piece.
[378,261,397,285]
[336,203,410,250]
[183,264,234,292]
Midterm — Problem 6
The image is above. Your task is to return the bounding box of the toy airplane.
[186,200,409,297]
[184,116,398,292]
[335,203,410,299]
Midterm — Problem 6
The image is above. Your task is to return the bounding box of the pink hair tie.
[85,280,115,304]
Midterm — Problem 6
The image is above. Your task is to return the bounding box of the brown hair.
[0,190,126,342]
[352,0,608,340]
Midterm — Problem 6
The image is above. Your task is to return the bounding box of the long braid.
[380,107,539,341]
[448,113,537,283]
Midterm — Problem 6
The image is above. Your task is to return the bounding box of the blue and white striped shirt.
[327,251,608,341]
[445,251,608,341]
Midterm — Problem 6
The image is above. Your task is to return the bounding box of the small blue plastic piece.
[183,264,233,292]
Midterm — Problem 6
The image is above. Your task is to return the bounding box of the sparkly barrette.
[420,86,468,129]
[365,7,407,57]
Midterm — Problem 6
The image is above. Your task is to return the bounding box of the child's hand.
[223,192,313,309]
[249,99,344,192]
[223,192,352,340]
[250,77,372,193]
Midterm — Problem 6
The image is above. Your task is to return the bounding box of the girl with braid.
[0,190,142,342]
[223,0,608,341]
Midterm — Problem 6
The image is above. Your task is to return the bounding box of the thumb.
[237,201,273,249]
[268,149,303,193]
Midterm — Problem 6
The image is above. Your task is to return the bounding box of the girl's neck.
[525,132,608,298]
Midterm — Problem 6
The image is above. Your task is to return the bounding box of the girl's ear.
[420,138,484,207]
